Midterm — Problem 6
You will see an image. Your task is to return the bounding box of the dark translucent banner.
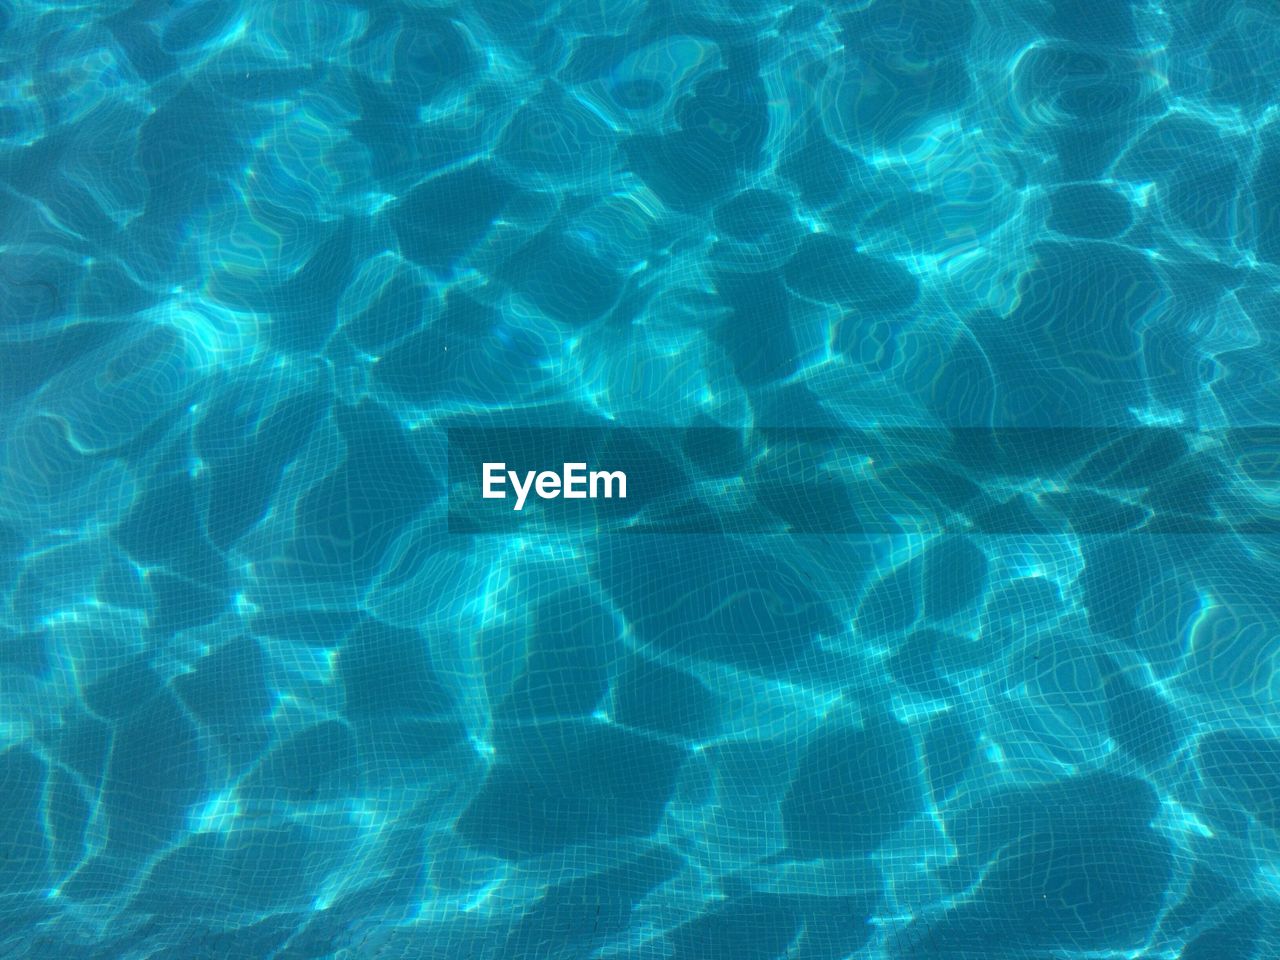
[446,427,1280,534]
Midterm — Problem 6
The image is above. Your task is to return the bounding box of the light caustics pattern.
[1,0,1280,957]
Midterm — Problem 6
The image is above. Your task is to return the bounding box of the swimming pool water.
[2,0,1279,957]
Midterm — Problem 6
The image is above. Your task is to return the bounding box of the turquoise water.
[2,0,1280,957]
